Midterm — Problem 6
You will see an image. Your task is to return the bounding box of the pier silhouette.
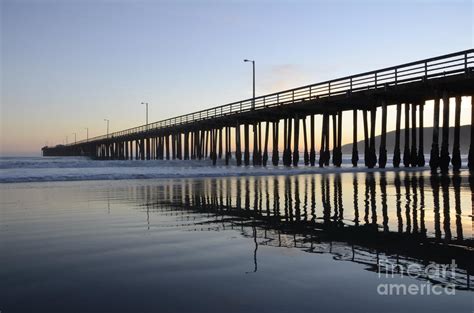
[43,50,474,172]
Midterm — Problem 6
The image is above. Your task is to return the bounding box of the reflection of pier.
[43,50,474,172]
[123,173,473,290]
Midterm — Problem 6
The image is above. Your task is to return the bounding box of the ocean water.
[0,155,470,183]
[0,157,473,312]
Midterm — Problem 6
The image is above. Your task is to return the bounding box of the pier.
[43,49,474,172]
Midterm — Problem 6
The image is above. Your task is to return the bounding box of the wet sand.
[0,171,472,313]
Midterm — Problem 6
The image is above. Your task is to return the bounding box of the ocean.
[0,156,472,312]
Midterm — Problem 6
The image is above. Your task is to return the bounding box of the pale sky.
[1,0,473,156]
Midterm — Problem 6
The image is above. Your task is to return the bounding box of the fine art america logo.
[377,258,457,296]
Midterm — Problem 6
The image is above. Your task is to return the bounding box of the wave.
[0,156,468,183]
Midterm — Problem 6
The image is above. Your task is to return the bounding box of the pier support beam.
[368,107,377,168]
[263,121,269,166]
[333,111,342,167]
[410,103,417,167]
[253,123,259,166]
[332,114,337,166]
[393,104,402,167]
[324,113,330,166]
[417,102,425,167]
[363,110,369,167]
[184,132,189,160]
[211,129,217,165]
[469,96,474,171]
[430,96,440,171]
[403,103,411,167]
[303,118,309,165]
[293,116,300,166]
[257,122,262,165]
[272,121,279,166]
[135,140,139,160]
[218,128,223,159]
[284,118,292,166]
[319,113,329,167]
[451,96,462,171]
[165,136,170,160]
[379,101,387,168]
[236,124,242,166]
[225,127,230,165]
[440,92,451,172]
[352,110,359,167]
[310,115,316,166]
[244,124,250,166]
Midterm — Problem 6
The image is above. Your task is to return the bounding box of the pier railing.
[66,49,474,146]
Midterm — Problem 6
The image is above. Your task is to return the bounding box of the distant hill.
[340,125,471,155]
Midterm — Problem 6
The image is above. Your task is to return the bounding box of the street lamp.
[243,59,255,110]
[141,102,148,129]
[73,133,77,144]
[104,119,110,138]
[85,128,89,142]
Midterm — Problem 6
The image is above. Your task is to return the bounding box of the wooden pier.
[42,49,474,172]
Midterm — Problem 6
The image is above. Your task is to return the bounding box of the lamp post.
[73,133,77,144]
[104,119,110,138]
[244,59,255,110]
[141,102,148,129]
[85,128,89,142]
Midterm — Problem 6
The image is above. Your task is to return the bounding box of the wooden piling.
[293,116,300,166]
[218,128,223,159]
[403,103,411,167]
[319,114,327,167]
[284,118,293,166]
[335,111,342,167]
[469,96,474,171]
[165,136,170,160]
[440,92,451,172]
[452,96,462,171]
[310,115,316,166]
[379,101,387,168]
[263,121,269,166]
[302,118,309,165]
[253,123,259,166]
[244,124,250,166]
[352,110,359,167]
[332,114,337,166]
[368,107,377,168]
[410,103,417,166]
[324,114,330,166]
[417,102,425,167]
[236,124,242,166]
[429,96,440,171]
[272,121,279,166]
[363,110,369,167]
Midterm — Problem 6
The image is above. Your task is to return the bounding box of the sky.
[1,0,473,156]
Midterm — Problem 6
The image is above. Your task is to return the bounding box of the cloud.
[260,64,310,94]
[260,62,342,95]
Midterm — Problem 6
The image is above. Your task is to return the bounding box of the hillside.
[340,125,471,155]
